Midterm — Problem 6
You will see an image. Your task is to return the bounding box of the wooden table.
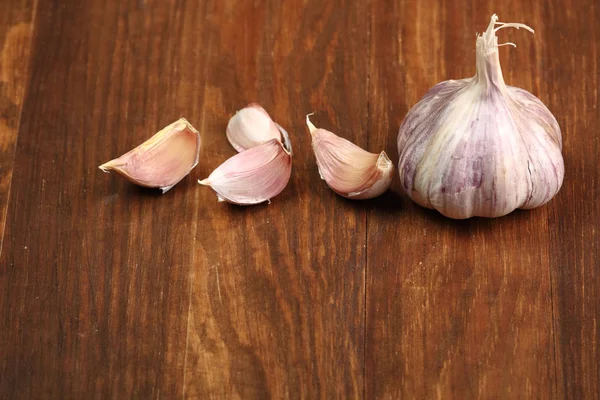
[1,0,598,398]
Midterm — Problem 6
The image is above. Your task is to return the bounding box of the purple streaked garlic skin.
[307,115,393,200]
[397,14,564,219]
[99,118,201,193]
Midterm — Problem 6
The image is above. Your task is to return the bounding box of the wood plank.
[546,0,599,397]
[183,0,368,397]
[0,0,36,255]
[2,0,598,397]
[366,2,563,398]
[0,0,211,397]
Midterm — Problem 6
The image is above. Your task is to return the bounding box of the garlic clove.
[226,103,282,152]
[397,14,564,219]
[199,134,292,205]
[306,114,393,199]
[99,118,201,193]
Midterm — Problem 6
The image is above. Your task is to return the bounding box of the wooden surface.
[0,0,598,398]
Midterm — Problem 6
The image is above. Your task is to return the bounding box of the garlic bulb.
[226,103,282,152]
[397,14,564,219]
[200,106,292,205]
[307,114,393,199]
[99,118,201,193]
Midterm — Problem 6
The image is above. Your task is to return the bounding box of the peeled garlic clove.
[99,118,201,193]
[397,14,564,219]
[226,103,282,152]
[199,132,292,205]
[306,115,393,199]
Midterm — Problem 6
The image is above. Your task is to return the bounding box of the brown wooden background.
[1,0,598,398]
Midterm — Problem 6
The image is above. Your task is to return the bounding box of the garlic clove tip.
[306,113,317,135]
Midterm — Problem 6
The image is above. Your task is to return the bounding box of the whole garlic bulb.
[397,14,564,219]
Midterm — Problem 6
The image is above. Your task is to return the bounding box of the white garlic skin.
[397,15,564,219]
[226,103,282,152]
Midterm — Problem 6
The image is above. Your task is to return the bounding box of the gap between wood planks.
[549,244,559,398]
[363,0,373,398]
[182,0,214,396]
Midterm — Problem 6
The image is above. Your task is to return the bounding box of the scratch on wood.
[182,269,194,400]
[215,263,223,305]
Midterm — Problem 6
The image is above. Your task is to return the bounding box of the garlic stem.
[475,14,534,90]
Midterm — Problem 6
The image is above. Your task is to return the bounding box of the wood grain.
[0,0,36,255]
[1,0,210,397]
[546,0,599,398]
[183,0,367,397]
[365,1,598,398]
[0,0,598,398]
[366,2,555,398]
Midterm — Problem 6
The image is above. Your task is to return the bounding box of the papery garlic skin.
[307,115,393,199]
[199,137,292,205]
[201,105,292,205]
[226,103,282,152]
[397,14,564,219]
[99,118,201,193]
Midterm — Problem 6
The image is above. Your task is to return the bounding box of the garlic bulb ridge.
[397,14,564,219]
